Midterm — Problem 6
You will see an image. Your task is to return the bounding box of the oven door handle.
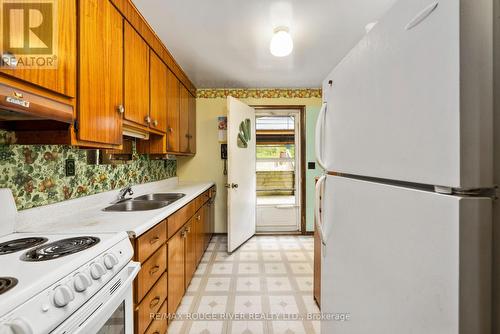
[120,261,141,290]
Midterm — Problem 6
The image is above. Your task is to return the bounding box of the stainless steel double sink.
[103,193,186,212]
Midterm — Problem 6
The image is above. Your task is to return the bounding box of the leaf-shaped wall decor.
[237,118,251,148]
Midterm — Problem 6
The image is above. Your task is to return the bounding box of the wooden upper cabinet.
[149,52,167,133]
[166,69,180,152]
[124,22,150,127]
[0,0,76,98]
[78,0,123,146]
[179,84,190,153]
[188,93,196,154]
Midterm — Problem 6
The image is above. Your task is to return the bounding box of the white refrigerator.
[315,0,494,333]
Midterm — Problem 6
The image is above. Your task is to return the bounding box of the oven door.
[52,262,140,334]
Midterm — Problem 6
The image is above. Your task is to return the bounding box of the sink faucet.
[116,185,134,202]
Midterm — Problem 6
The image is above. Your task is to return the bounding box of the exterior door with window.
[255,112,301,232]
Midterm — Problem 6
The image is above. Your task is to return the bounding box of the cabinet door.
[194,209,204,264]
[179,84,190,153]
[166,69,180,152]
[188,92,196,154]
[78,0,123,145]
[0,0,76,97]
[124,22,150,127]
[184,220,196,288]
[149,52,167,133]
[167,228,185,315]
[203,203,211,250]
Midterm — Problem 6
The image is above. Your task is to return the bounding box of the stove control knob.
[103,253,119,269]
[73,272,92,292]
[4,318,33,334]
[90,262,106,280]
[53,285,74,308]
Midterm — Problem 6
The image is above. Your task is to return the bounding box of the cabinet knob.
[149,265,160,275]
[149,296,161,309]
[117,105,125,114]
[168,127,174,133]
[145,116,151,124]
[153,120,158,127]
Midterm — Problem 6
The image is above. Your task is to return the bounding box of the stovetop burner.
[0,237,48,255]
[0,277,18,294]
[21,236,100,262]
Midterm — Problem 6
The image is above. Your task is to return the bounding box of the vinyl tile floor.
[167,235,320,334]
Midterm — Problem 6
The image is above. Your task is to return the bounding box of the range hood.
[0,83,73,123]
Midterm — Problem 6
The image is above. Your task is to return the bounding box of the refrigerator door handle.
[315,102,327,170]
[315,175,327,248]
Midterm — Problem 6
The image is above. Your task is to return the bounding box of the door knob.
[225,183,238,189]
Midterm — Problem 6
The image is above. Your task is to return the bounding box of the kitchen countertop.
[16,178,214,237]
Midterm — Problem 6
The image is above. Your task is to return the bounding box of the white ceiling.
[131,0,397,88]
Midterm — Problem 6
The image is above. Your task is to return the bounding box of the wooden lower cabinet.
[136,273,167,334]
[194,209,204,265]
[136,246,166,302]
[167,227,186,315]
[184,220,196,288]
[132,186,216,332]
[145,300,168,334]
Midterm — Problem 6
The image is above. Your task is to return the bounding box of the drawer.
[167,202,195,238]
[136,245,167,302]
[136,273,167,334]
[136,221,167,263]
[144,300,168,334]
[195,191,209,211]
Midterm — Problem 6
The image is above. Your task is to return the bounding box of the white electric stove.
[0,189,140,334]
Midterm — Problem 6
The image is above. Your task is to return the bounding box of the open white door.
[227,96,256,252]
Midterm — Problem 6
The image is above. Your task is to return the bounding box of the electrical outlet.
[65,159,75,177]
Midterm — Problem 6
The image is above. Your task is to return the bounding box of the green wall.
[305,104,322,231]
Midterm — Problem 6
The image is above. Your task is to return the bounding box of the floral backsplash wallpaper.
[197,88,322,99]
[0,132,176,210]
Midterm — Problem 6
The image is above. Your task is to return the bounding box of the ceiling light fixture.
[270,26,293,57]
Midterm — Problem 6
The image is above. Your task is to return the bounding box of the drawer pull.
[150,236,160,244]
[150,297,161,308]
[149,265,160,275]
[186,227,191,233]
[196,215,201,221]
